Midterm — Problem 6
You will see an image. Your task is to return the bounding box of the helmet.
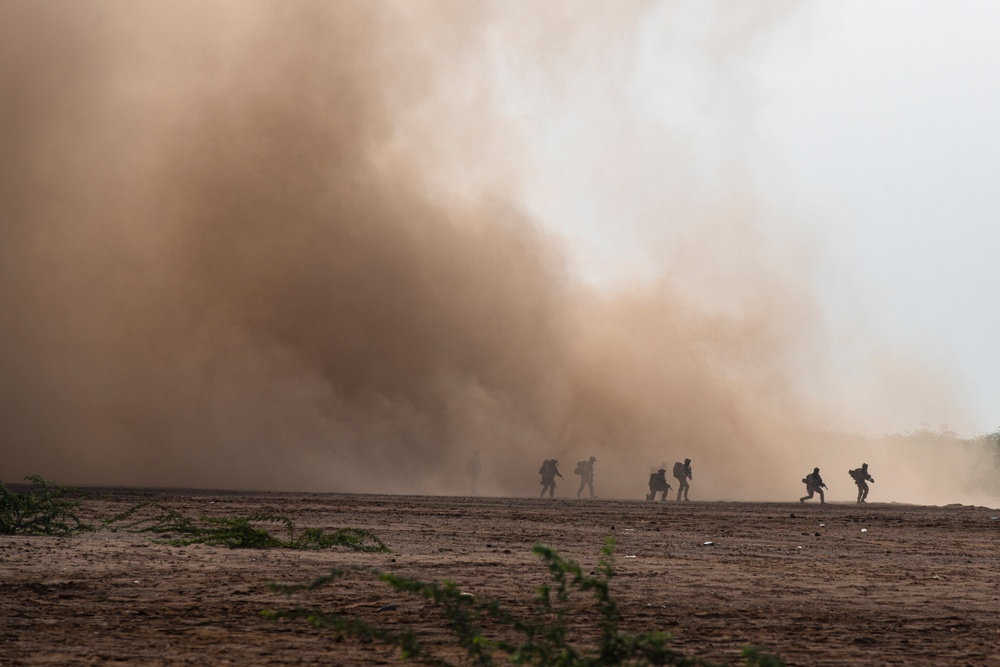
[684,458,691,463]
[814,467,820,473]
[658,468,666,474]
[589,456,596,461]
[862,462,868,468]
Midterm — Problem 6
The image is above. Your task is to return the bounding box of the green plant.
[263,538,776,666]
[0,475,92,535]
[741,648,786,667]
[104,502,388,551]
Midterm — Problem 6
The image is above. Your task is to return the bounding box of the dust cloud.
[1,2,995,505]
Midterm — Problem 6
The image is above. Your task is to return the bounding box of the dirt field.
[1,489,999,666]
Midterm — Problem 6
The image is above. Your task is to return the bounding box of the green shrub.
[104,502,388,551]
[740,648,786,667]
[263,538,784,666]
[0,475,91,535]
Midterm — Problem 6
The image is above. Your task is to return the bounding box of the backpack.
[539,461,549,475]
[574,460,587,475]
[672,462,684,478]
[849,468,862,482]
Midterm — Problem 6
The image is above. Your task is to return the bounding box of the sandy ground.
[1,488,999,666]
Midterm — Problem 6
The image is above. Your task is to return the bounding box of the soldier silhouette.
[799,467,827,504]
[647,468,672,501]
[575,456,597,498]
[539,459,563,498]
[673,458,692,501]
[849,463,875,503]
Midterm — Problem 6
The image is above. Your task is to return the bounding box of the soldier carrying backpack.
[647,468,672,501]
[673,458,692,501]
[539,459,563,499]
[849,463,875,504]
[574,456,597,498]
[799,467,827,504]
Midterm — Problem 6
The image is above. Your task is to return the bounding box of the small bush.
[741,648,786,667]
[104,502,388,551]
[263,538,782,666]
[0,475,92,535]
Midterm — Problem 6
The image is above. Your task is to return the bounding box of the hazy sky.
[516,1,1000,435]
[761,1,1000,435]
[3,1,997,499]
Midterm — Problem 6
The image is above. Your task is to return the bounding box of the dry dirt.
[2,488,999,666]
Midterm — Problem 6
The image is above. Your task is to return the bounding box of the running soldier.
[647,468,672,501]
[575,456,597,498]
[539,459,563,498]
[849,463,875,503]
[673,458,692,501]
[799,467,827,504]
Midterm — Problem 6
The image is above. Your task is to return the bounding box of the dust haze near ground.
[1,2,995,504]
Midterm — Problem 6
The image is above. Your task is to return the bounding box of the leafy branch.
[262,538,774,666]
[104,502,388,551]
[0,475,92,536]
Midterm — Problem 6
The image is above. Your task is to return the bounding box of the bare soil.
[1,489,999,666]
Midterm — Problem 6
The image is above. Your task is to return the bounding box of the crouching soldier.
[799,467,827,504]
[647,468,672,501]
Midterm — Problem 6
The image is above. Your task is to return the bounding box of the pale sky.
[756,1,1000,434]
[513,1,1000,436]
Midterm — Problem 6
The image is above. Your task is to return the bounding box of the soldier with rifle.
[799,467,827,504]
[647,468,672,501]
[539,459,563,498]
[849,463,875,503]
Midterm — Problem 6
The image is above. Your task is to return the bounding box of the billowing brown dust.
[0,2,995,506]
